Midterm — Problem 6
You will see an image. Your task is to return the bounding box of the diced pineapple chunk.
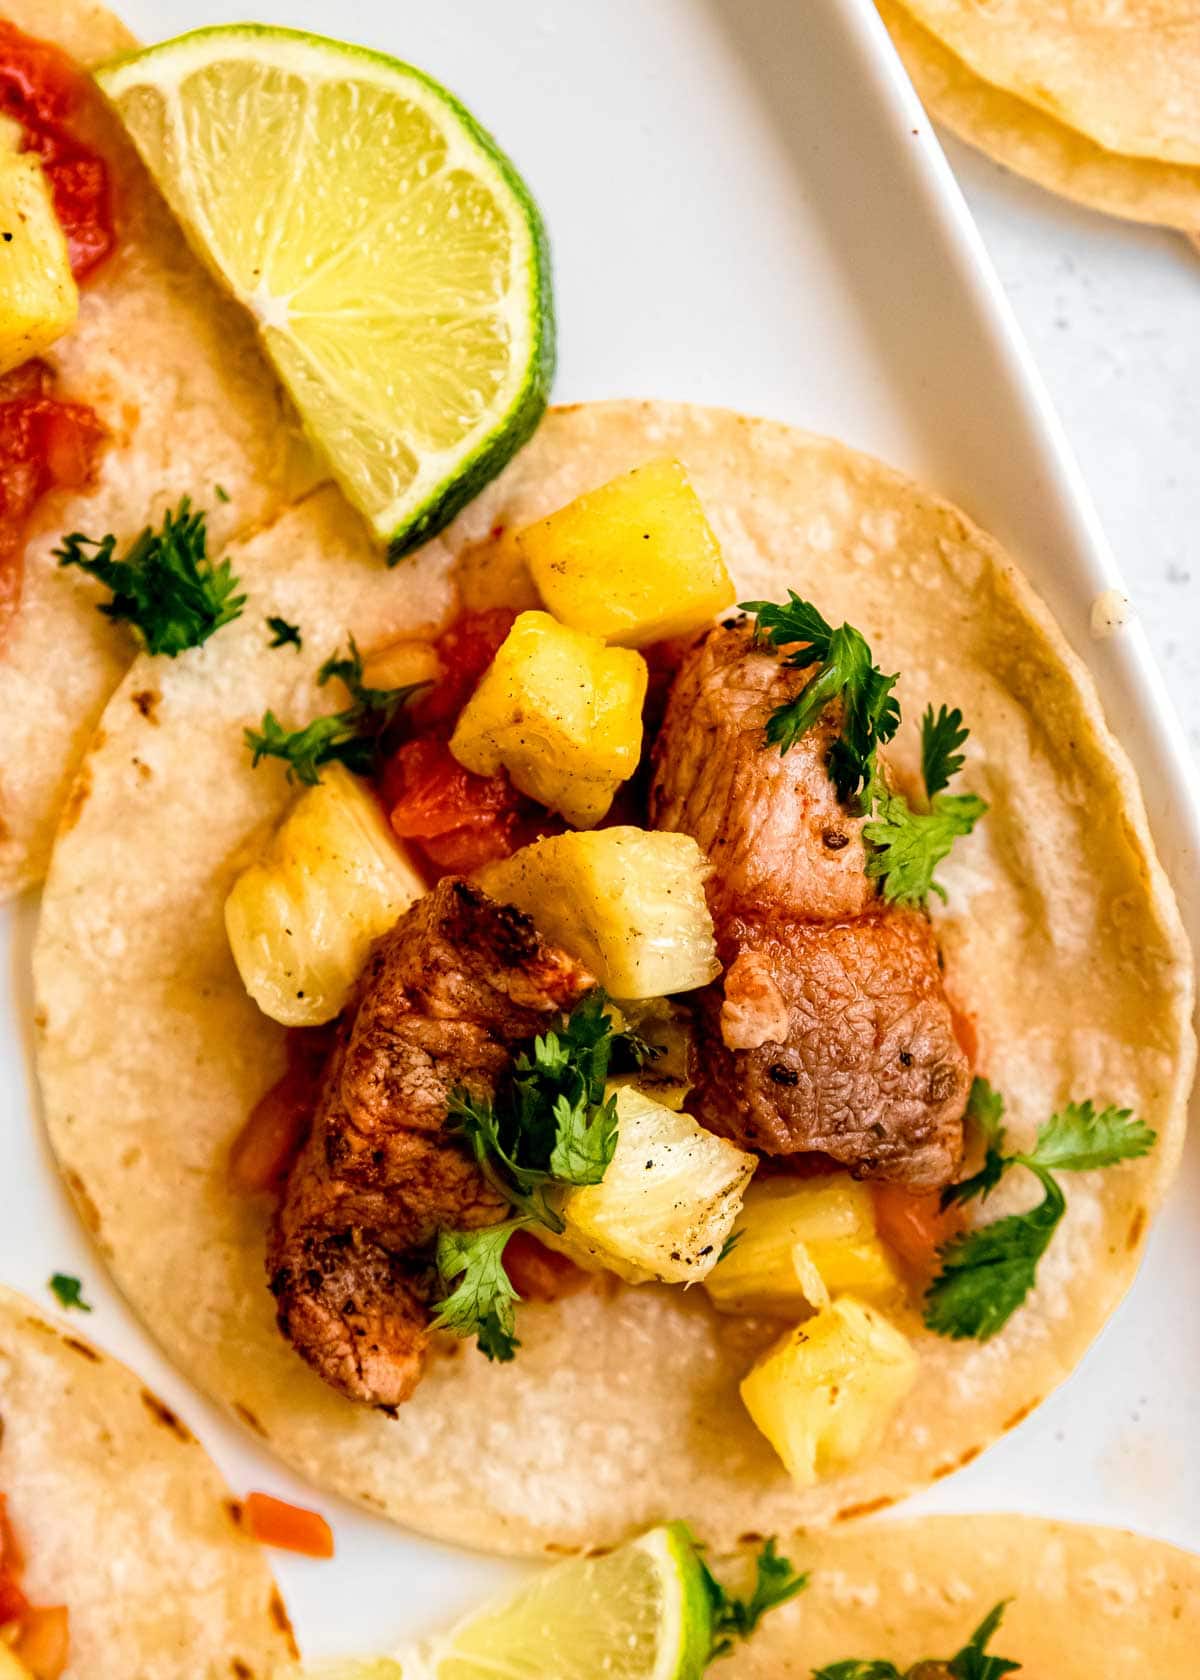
[704,1175,903,1318]
[0,145,78,375]
[478,827,719,999]
[611,997,695,1111]
[516,459,734,647]
[740,1297,918,1487]
[359,637,441,693]
[449,611,647,827]
[546,1086,756,1285]
[225,764,426,1026]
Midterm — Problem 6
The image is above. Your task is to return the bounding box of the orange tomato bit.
[244,1492,334,1559]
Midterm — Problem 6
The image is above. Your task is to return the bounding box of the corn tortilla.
[0,1284,295,1679]
[729,1514,1200,1675]
[0,0,318,901]
[33,401,1194,1554]
[879,1,1200,229]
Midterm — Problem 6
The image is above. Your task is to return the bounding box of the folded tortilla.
[0,1283,295,1679]
[33,401,1194,1554]
[0,0,320,901]
[729,1514,1200,1675]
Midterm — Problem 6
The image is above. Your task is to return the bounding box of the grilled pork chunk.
[269,878,593,1407]
[650,621,969,1189]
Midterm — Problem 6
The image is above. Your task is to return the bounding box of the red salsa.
[377,608,563,877]
[0,1493,69,1679]
[0,360,103,638]
[0,20,114,279]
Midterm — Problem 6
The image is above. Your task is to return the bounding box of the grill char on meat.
[269,878,594,1408]
[650,620,969,1189]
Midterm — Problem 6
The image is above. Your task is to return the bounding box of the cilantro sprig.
[266,615,302,650]
[432,993,645,1361]
[864,703,987,908]
[48,1272,92,1313]
[924,1079,1155,1341]
[56,498,245,656]
[245,635,424,786]
[813,1599,1019,1679]
[740,593,899,805]
[698,1535,808,1660]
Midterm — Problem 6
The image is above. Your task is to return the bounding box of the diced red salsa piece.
[502,1229,590,1302]
[0,20,115,279]
[229,1026,335,1197]
[244,1492,334,1559]
[0,361,104,639]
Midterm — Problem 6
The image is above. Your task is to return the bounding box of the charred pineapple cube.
[547,1086,756,1285]
[0,141,77,375]
[704,1174,902,1318]
[740,1297,918,1487]
[225,764,426,1026]
[449,611,647,827]
[516,458,734,647]
[478,826,719,999]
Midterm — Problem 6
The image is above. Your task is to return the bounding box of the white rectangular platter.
[2,0,1197,1658]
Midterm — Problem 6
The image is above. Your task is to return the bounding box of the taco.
[33,400,1193,1554]
[310,1514,1200,1677]
[0,1283,294,1678]
[0,0,315,901]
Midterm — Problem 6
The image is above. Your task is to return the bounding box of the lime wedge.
[97,26,554,557]
[313,1524,712,1680]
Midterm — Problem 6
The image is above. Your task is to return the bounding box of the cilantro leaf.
[924,1172,1064,1341]
[548,1089,619,1185]
[926,1082,1156,1340]
[949,1602,1020,1680]
[48,1272,92,1312]
[921,702,970,798]
[57,498,245,656]
[245,634,423,785]
[863,788,986,907]
[431,1220,526,1362]
[812,1600,1019,1680]
[266,615,302,650]
[698,1535,808,1660]
[1024,1100,1156,1173]
[740,593,900,805]
[716,1228,744,1264]
[438,992,634,1355]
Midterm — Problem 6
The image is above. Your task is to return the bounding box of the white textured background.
[949,136,1200,765]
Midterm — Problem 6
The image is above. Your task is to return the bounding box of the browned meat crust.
[650,622,969,1190]
[268,878,593,1408]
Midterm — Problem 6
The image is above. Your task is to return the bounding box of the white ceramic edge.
[843,0,1200,937]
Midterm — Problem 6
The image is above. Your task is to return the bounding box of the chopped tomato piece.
[0,361,104,639]
[871,1182,966,1276]
[412,607,515,727]
[0,1571,29,1627]
[12,1605,69,1680]
[0,21,114,279]
[381,734,555,876]
[502,1230,590,1302]
[0,1496,28,1628]
[229,1027,334,1196]
[949,1002,979,1068]
[244,1493,334,1559]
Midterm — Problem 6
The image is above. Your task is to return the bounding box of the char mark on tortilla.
[650,621,969,1189]
[268,878,593,1407]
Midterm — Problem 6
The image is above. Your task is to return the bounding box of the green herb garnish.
[266,615,302,651]
[432,992,645,1360]
[49,1272,92,1313]
[245,635,421,785]
[740,593,899,806]
[812,1599,1019,1679]
[699,1535,808,1660]
[924,1079,1155,1341]
[863,703,987,908]
[56,498,244,656]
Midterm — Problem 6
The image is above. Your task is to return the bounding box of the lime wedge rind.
[96,24,554,560]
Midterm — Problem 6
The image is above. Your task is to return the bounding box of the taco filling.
[222,455,1155,1487]
[0,1496,67,1680]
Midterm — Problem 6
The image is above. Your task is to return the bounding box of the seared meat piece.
[269,878,593,1408]
[650,621,969,1190]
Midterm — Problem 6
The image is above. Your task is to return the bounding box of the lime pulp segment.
[97,26,554,557]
